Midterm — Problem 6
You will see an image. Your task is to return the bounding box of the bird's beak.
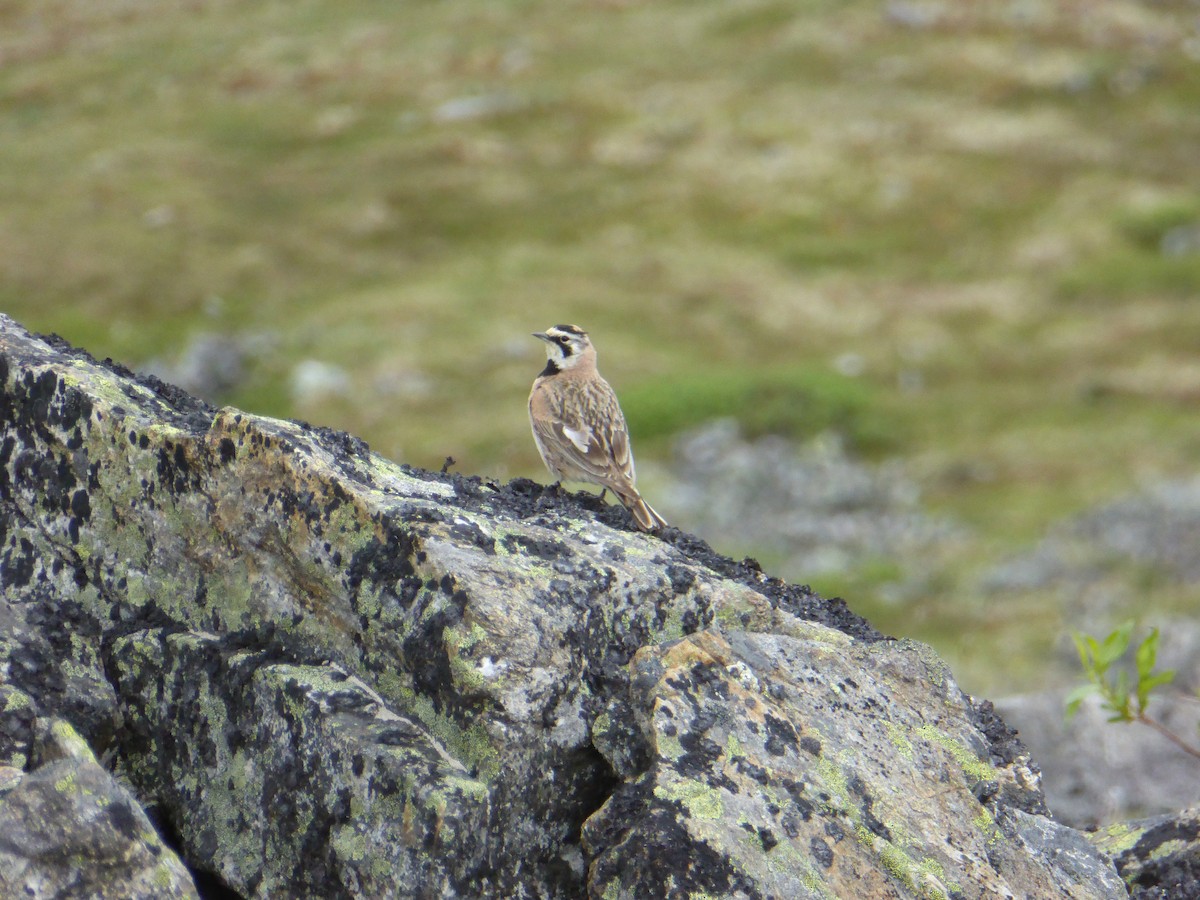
[532,332,551,343]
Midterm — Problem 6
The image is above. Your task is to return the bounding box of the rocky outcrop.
[0,688,197,899]
[1091,807,1200,899]
[0,314,1129,898]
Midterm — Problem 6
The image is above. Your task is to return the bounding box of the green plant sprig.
[1066,622,1200,761]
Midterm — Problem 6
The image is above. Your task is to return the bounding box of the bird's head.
[532,324,594,373]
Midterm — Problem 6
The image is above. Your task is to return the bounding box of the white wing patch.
[562,425,592,453]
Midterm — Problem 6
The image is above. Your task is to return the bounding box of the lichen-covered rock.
[110,628,493,896]
[0,314,1126,898]
[582,629,1125,899]
[0,710,198,898]
[1091,807,1200,899]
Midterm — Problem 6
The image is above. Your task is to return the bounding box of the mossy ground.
[4,0,1198,694]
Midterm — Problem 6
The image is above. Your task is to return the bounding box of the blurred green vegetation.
[3,0,1199,694]
[621,367,889,451]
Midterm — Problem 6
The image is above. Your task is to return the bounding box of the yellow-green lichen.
[656,731,685,761]
[725,732,744,760]
[973,808,1003,846]
[914,725,996,783]
[761,838,835,898]
[877,840,918,893]
[153,863,176,889]
[448,654,487,692]
[2,691,33,712]
[857,826,953,899]
[397,689,499,783]
[917,858,962,897]
[1149,838,1187,862]
[1090,821,1142,855]
[656,778,723,820]
[592,711,611,737]
[884,721,914,761]
[330,825,369,863]
[445,623,490,691]
[801,863,834,897]
[903,640,954,691]
[814,756,851,810]
[443,773,490,803]
[49,719,92,760]
[657,605,686,643]
[445,622,487,652]
[714,601,748,631]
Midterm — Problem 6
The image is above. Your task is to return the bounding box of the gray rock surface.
[0,314,1132,897]
[982,478,1200,601]
[996,690,1200,829]
[0,697,198,899]
[667,420,959,579]
[1090,806,1200,900]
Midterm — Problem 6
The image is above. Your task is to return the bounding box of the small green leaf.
[1072,631,1092,673]
[1136,669,1177,712]
[1136,628,1160,680]
[1111,669,1131,716]
[1064,683,1097,721]
[1144,670,1177,690]
[1100,621,1134,667]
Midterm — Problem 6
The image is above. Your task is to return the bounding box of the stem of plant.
[1136,713,1200,761]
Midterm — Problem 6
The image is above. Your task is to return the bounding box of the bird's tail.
[620,491,668,532]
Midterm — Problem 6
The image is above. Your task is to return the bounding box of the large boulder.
[0,689,197,899]
[0,314,1127,898]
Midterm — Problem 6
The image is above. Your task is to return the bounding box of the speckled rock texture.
[0,314,1129,898]
[1091,807,1200,899]
[0,695,198,898]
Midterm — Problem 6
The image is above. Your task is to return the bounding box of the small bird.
[529,324,667,532]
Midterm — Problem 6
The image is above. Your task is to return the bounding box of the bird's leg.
[597,488,608,503]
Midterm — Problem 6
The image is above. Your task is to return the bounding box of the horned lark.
[529,324,668,532]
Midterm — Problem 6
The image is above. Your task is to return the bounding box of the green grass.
[621,367,889,451]
[3,0,1200,695]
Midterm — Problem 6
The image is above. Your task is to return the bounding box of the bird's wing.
[543,380,638,490]
[600,407,636,484]
[561,424,592,454]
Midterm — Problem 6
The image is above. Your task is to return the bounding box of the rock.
[433,92,523,123]
[995,690,1200,828]
[290,358,351,405]
[0,314,1126,898]
[1090,807,1200,899]
[142,331,253,401]
[0,705,198,898]
[982,477,1200,598]
[1161,223,1200,258]
[584,629,1126,899]
[667,420,959,578]
[143,330,281,404]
